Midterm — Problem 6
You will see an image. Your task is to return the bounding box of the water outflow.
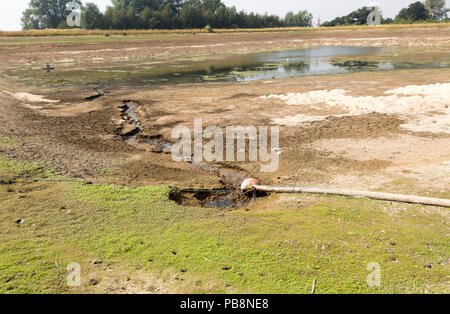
[119,101,257,208]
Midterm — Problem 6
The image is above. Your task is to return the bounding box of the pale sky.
[0,0,448,31]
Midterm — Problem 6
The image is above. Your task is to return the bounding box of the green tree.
[81,3,103,29]
[396,8,409,21]
[202,0,224,13]
[424,0,449,20]
[408,1,431,20]
[179,1,205,28]
[21,0,82,30]
[395,1,431,21]
[203,9,215,26]
[21,7,40,30]
[125,6,137,28]
[112,0,162,12]
[112,7,127,29]
[138,6,152,29]
[284,10,313,27]
[160,3,176,28]
[149,11,162,29]
[322,7,374,26]
[23,0,316,30]
[103,6,114,29]
[215,6,228,27]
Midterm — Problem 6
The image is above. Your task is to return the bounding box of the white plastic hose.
[253,185,450,208]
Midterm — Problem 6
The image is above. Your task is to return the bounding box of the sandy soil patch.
[91,267,178,294]
[265,83,450,134]
[37,101,104,117]
[308,134,450,192]
[3,91,60,103]
[311,134,450,167]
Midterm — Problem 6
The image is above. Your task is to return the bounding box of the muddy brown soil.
[0,27,449,195]
[0,90,223,187]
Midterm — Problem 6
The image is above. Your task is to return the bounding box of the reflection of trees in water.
[143,57,447,85]
[331,60,379,70]
[281,62,311,73]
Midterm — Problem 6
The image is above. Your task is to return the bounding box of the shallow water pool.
[10,46,449,87]
[118,46,449,85]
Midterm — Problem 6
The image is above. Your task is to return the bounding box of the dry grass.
[1,23,449,37]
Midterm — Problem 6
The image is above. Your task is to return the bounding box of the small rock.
[149,144,163,153]
[89,278,99,286]
[222,266,231,271]
[423,262,433,269]
[120,124,140,137]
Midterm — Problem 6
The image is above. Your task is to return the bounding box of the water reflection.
[134,46,442,84]
[149,46,388,83]
[32,46,448,87]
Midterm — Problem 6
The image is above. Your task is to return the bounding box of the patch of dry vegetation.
[1,23,449,37]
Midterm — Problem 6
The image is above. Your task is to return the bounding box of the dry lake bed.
[0,26,449,294]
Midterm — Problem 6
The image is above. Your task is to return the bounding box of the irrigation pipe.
[251,185,450,208]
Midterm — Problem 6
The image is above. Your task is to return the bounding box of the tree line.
[21,0,449,30]
[22,0,313,30]
[322,0,449,26]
